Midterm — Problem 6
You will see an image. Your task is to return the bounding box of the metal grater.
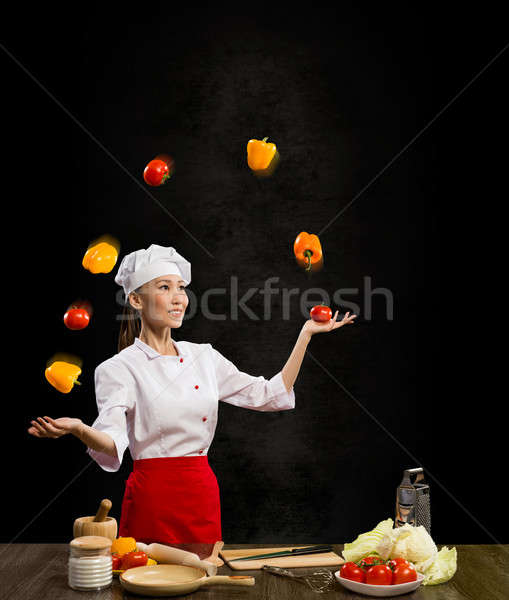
[395,467,431,534]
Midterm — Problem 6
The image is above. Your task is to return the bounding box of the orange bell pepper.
[247,137,277,171]
[45,361,82,394]
[111,537,137,556]
[294,232,323,272]
[82,241,118,274]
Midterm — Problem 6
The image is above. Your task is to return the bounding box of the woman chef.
[28,244,356,546]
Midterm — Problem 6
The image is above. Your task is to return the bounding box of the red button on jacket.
[195,385,199,389]
[198,450,203,454]
[202,417,207,422]
[180,358,183,363]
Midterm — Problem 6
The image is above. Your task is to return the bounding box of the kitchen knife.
[228,544,333,561]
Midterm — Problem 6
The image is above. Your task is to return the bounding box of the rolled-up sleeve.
[87,360,135,472]
[209,344,295,412]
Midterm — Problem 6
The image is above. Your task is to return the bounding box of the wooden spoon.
[204,541,224,567]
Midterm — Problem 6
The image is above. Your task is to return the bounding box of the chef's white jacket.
[87,337,296,472]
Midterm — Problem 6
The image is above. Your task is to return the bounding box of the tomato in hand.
[310,305,332,322]
[63,308,90,330]
[111,554,122,570]
[143,159,170,186]
[387,557,410,570]
[120,551,148,570]
[392,564,417,584]
[365,564,393,585]
[340,562,365,583]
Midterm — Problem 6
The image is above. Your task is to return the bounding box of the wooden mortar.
[73,499,118,541]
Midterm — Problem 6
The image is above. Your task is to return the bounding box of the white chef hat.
[115,244,191,296]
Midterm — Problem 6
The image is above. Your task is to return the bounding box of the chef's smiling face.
[128,274,188,327]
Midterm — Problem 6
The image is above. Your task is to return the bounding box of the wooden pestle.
[93,499,112,522]
[73,498,117,540]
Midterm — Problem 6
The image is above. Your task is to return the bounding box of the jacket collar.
[134,337,186,359]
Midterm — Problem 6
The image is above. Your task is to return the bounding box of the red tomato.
[310,305,332,322]
[143,159,170,186]
[392,564,417,585]
[365,564,393,585]
[340,562,365,583]
[63,308,90,330]
[111,554,122,570]
[154,153,174,172]
[120,551,148,570]
[358,555,386,569]
[387,557,411,570]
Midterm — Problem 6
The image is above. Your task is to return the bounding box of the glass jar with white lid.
[68,535,112,591]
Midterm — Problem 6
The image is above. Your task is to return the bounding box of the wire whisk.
[262,564,336,593]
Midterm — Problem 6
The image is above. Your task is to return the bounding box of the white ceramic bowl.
[334,570,424,597]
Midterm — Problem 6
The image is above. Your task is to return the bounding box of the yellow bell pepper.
[82,241,118,274]
[247,137,277,171]
[45,361,82,394]
[111,537,137,556]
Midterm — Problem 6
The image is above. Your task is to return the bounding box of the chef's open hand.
[302,311,357,336]
[27,416,82,439]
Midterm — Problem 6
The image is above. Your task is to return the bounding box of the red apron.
[118,456,222,547]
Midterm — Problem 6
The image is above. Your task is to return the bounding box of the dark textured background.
[2,6,508,545]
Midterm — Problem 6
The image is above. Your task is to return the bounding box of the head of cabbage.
[377,523,437,572]
[342,519,457,585]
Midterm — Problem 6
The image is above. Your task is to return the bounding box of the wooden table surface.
[0,543,507,599]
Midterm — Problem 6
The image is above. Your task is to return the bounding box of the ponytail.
[118,298,141,353]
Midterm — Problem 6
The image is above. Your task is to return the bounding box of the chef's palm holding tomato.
[303,306,357,336]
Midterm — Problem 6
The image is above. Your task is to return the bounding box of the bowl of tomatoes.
[335,556,424,597]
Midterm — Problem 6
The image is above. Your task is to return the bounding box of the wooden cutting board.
[220,546,345,570]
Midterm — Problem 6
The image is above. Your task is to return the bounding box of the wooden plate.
[119,564,255,597]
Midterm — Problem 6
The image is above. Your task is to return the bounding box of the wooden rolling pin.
[136,542,218,576]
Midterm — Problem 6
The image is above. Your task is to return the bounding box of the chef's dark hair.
[118,290,141,353]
